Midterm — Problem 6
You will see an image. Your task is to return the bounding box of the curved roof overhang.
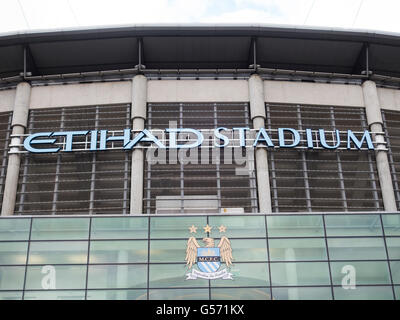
[1,24,400,81]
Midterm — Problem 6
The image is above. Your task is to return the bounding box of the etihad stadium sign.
[21,127,375,153]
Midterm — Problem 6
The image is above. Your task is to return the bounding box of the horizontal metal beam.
[1,66,400,90]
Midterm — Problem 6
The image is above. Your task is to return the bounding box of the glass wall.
[0,213,398,300]
[267,104,383,212]
[15,105,131,215]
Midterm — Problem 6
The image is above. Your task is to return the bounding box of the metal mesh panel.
[16,105,131,215]
[382,109,400,210]
[266,104,383,212]
[144,102,258,214]
[0,111,12,209]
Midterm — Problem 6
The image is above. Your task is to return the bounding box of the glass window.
[330,261,391,285]
[267,215,324,237]
[149,264,208,288]
[0,242,28,265]
[272,287,332,300]
[212,287,271,300]
[382,215,400,236]
[270,262,330,286]
[0,266,25,290]
[87,265,147,289]
[208,216,266,238]
[327,238,387,261]
[148,288,209,300]
[0,291,22,300]
[150,240,188,263]
[394,286,400,300]
[324,215,382,237]
[228,239,268,262]
[91,217,148,239]
[25,265,87,290]
[89,240,147,264]
[86,289,147,300]
[23,290,85,300]
[389,261,400,284]
[333,286,394,300]
[31,218,89,240]
[0,218,30,241]
[269,238,327,261]
[150,216,207,239]
[28,241,88,265]
[210,263,269,287]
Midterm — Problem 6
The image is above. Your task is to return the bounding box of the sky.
[0,0,399,35]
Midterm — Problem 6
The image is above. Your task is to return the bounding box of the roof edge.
[1,23,400,46]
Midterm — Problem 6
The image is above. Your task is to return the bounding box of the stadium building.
[0,24,399,299]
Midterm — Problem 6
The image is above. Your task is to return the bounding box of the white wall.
[0,89,16,112]
[28,80,249,109]
[264,81,364,107]
[1,80,400,112]
[29,81,132,109]
[377,87,400,111]
[147,80,249,102]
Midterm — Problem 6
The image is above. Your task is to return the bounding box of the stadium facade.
[0,24,399,300]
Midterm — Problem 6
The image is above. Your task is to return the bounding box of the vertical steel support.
[253,38,257,72]
[89,106,99,215]
[51,108,65,214]
[23,46,27,79]
[213,103,222,213]
[123,104,130,215]
[244,102,258,213]
[360,111,380,210]
[366,43,370,78]
[265,104,278,212]
[146,104,152,214]
[296,105,312,212]
[179,103,184,214]
[329,107,348,210]
[17,113,33,214]
[137,38,145,72]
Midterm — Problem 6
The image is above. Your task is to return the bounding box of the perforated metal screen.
[382,109,400,211]
[0,111,12,210]
[15,105,131,215]
[144,103,258,214]
[266,104,383,212]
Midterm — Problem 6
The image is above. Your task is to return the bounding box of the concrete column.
[362,80,397,212]
[249,74,272,213]
[1,82,31,216]
[130,75,147,214]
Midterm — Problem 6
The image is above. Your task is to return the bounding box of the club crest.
[185,224,233,280]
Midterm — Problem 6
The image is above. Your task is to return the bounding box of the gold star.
[189,225,197,233]
[203,224,212,233]
[218,225,227,233]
